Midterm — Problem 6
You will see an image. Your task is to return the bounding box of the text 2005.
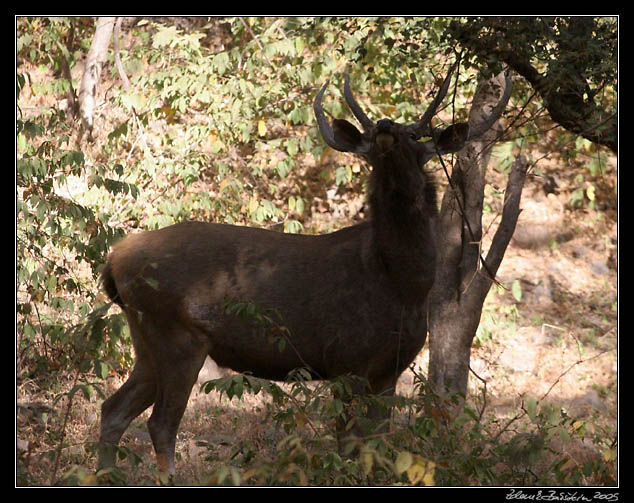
[593,493,618,502]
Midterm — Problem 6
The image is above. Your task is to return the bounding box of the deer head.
[314,64,511,166]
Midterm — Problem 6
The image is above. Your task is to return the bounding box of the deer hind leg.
[144,324,208,477]
[98,313,156,471]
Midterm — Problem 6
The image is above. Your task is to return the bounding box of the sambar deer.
[98,63,512,477]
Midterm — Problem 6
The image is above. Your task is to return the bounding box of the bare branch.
[78,17,115,142]
[474,155,529,298]
[113,17,130,91]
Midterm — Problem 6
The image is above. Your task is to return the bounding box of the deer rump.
[103,220,427,387]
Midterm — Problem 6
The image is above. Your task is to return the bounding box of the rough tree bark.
[428,71,528,410]
[78,17,116,142]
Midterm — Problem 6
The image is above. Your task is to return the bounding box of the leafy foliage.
[17,85,131,377]
[194,366,615,486]
[446,17,617,151]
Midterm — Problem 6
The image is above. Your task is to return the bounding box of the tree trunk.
[78,17,116,142]
[428,71,528,411]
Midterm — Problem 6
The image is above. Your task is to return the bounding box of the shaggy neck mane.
[368,155,437,305]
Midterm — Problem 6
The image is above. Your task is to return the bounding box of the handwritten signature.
[506,489,618,502]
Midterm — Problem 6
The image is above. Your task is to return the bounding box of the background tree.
[77,17,115,141]
[446,17,617,152]
[428,71,528,406]
[426,15,617,404]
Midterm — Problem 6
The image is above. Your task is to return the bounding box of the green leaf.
[257,119,267,137]
[286,138,299,157]
[511,279,522,302]
[360,447,374,475]
[335,166,352,186]
[152,25,180,48]
[295,37,305,55]
[143,277,160,290]
[526,398,538,422]
[395,451,413,475]
[94,360,109,379]
[17,133,27,154]
[229,380,244,400]
[46,274,57,293]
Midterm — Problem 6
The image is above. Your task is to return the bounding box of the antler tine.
[344,74,375,131]
[411,60,460,139]
[313,80,350,152]
[313,80,337,147]
[466,71,513,140]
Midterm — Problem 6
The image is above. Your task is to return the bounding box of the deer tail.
[101,261,125,308]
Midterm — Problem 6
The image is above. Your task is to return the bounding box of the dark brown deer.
[97,64,512,476]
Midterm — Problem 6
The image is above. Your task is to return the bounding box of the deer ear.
[332,119,364,152]
[435,122,470,153]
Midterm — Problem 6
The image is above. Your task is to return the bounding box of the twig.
[491,348,614,444]
[31,303,49,360]
[541,323,565,338]
[469,365,488,421]
[492,402,525,444]
[239,17,274,69]
[538,349,613,403]
[50,367,82,485]
[113,16,151,157]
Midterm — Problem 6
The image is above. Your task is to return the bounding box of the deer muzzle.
[376,131,395,152]
[376,118,396,152]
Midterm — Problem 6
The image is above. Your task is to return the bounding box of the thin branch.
[50,368,82,485]
[469,365,488,422]
[539,349,614,404]
[475,155,528,298]
[491,348,614,444]
[239,17,274,69]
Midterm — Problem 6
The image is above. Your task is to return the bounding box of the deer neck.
[368,156,438,305]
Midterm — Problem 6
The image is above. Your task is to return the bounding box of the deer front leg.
[333,375,397,454]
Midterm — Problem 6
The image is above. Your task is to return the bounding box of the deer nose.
[376,118,394,133]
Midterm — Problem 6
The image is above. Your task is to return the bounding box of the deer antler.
[408,60,460,139]
[313,80,348,152]
[343,74,374,131]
